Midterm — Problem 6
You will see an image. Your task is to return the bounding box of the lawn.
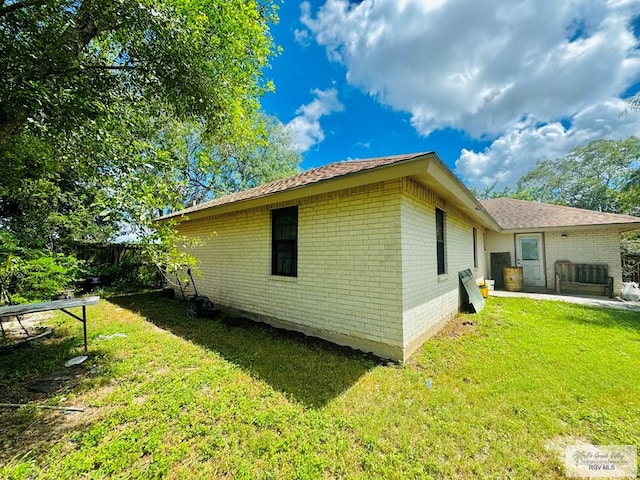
[1,292,638,479]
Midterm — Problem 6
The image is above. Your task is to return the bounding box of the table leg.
[82,305,87,353]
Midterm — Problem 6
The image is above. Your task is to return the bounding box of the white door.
[515,233,545,287]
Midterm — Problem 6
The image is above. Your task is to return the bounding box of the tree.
[97,111,301,241]
[0,100,175,249]
[0,0,278,251]
[470,183,537,201]
[624,93,640,114]
[0,0,276,146]
[621,166,640,217]
[161,114,301,207]
[515,137,640,213]
[0,0,293,293]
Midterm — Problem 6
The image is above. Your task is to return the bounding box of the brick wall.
[485,229,624,294]
[544,229,624,294]
[176,180,405,360]
[400,179,487,358]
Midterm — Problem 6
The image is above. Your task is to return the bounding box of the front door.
[515,233,545,287]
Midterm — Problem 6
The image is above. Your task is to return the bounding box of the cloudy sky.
[260,0,640,189]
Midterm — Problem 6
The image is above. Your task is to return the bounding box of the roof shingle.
[481,197,640,230]
[157,152,429,220]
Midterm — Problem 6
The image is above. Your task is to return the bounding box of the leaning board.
[459,269,485,313]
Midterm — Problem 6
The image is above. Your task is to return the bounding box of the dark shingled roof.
[157,152,430,220]
[481,197,640,230]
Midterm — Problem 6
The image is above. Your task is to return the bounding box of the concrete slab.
[490,290,640,312]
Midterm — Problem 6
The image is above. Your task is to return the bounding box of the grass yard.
[1,292,639,479]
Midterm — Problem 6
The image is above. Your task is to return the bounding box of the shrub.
[19,254,83,301]
[0,231,83,302]
[90,260,160,293]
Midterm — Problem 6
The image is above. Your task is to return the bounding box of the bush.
[19,254,83,301]
[0,231,83,303]
[90,260,160,293]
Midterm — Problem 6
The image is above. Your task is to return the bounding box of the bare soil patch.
[436,315,478,338]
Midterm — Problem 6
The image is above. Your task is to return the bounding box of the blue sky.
[260,0,640,190]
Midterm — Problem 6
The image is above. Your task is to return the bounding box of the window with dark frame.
[436,208,446,275]
[271,206,298,277]
[473,227,478,268]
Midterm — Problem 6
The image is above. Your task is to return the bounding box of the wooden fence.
[72,243,144,266]
[72,243,161,288]
[622,253,640,283]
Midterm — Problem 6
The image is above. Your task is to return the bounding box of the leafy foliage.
[0,232,83,302]
[158,114,301,207]
[470,183,537,201]
[19,255,82,300]
[0,0,276,145]
[624,93,640,114]
[515,137,640,213]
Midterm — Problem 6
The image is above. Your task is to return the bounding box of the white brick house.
[159,153,498,361]
[158,153,640,361]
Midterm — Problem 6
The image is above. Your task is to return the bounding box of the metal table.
[0,296,100,352]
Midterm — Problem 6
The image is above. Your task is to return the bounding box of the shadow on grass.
[0,333,114,464]
[110,291,381,408]
[0,335,83,403]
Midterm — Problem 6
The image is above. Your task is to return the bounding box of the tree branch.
[59,2,121,57]
[0,0,48,18]
[44,64,139,77]
[79,64,138,71]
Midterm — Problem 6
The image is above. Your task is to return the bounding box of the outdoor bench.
[554,261,613,298]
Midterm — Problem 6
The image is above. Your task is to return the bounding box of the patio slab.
[490,290,640,312]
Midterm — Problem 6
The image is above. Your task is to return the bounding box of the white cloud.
[302,0,640,186]
[294,28,311,46]
[286,88,344,152]
[456,99,640,187]
[294,3,314,47]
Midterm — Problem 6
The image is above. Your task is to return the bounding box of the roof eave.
[496,222,640,233]
[411,154,502,231]
[157,154,433,222]
[157,152,503,231]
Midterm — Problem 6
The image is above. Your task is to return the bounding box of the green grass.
[1,292,638,479]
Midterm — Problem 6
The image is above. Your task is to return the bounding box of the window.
[520,237,539,260]
[272,206,298,276]
[473,227,478,268]
[436,208,446,275]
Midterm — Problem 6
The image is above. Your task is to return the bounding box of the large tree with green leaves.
[102,112,301,240]
[161,114,301,207]
[515,137,640,214]
[0,0,279,248]
[0,0,275,144]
